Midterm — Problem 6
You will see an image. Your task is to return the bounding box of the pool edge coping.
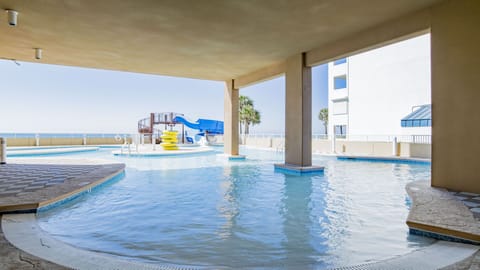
[37,169,125,213]
[406,180,480,244]
[3,213,479,270]
[2,213,203,270]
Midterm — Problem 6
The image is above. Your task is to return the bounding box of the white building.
[327,34,431,141]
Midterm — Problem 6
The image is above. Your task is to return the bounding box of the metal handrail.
[243,133,431,144]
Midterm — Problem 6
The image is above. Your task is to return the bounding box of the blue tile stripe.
[409,228,480,245]
[337,156,431,164]
[37,171,125,213]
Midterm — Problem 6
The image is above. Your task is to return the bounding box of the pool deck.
[0,158,125,213]
[1,157,480,269]
[0,158,124,269]
[112,145,215,156]
[0,220,68,269]
[407,180,480,244]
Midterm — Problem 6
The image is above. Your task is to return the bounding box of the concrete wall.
[4,138,37,147]
[431,0,480,192]
[5,137,126,146]
[243,136,430,158]
[312,140,330,154]
[334,141,392,156]
[86,138,127,145]
[39,138,84,146]
[399,142,431,159]
[243,137,272,148]
[411,143,431,159]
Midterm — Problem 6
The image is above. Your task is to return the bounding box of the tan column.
[224,79,239,156]
[431,0,480,192]
[285,53,312,166]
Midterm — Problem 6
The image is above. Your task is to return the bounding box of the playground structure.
[137,112,224,145]
[138,112,186,143]
[173,116,224,136]
[160,130,179,150]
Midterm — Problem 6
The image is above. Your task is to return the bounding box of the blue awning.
[401,104,431,127]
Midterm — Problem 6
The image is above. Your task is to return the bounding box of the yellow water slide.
[160,131,179,150]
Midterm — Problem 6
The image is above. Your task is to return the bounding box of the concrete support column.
[431,0,480,193]
[0,137,6,164]
[285,53,312,167]
[224,79,239,156]
[275,53,323,173]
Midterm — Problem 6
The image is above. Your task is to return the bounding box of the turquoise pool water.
[36,147,433,269]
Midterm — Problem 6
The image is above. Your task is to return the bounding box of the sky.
[0,60,328,134]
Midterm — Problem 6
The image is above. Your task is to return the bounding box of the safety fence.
[244,133,431,144]
[0,133,131,146]
[242,133,431,158]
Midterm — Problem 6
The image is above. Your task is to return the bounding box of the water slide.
[174,116,224,134]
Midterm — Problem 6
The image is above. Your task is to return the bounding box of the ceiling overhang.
[0,0,442,82]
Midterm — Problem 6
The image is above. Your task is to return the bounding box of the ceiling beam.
[306,8,432,67]
[233,61,286,89]
[232,7,432,88]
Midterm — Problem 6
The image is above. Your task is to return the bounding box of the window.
[332,100,348,115]
[334,75,347,89]
[334,58,347,65]
[335,125,347,138]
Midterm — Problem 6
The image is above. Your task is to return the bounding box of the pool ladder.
[120,141,138,155]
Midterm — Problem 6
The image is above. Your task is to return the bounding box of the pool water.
[36,147,433,269]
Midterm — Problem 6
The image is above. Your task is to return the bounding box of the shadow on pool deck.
[0,160,125,214]
[0,158,124,269]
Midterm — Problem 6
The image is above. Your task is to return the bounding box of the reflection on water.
[281,173,330,269]
[37,148,434,269]
[217,165,236,239]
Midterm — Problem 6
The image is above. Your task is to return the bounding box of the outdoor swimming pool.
[33,147,433,269]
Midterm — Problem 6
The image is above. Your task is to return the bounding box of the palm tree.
[239,95,261,135]
[243,105,261,134]
[318,108,328,135]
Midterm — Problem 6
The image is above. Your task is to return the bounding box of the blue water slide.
[174,116,224,134]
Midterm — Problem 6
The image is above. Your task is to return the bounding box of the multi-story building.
[327,34,431,141]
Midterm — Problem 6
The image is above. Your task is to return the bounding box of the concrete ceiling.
[0,0,441,81]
